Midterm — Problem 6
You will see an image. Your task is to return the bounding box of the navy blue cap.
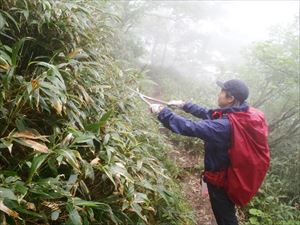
[216,79,249,102]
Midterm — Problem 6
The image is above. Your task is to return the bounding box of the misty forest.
[0,1,299,225]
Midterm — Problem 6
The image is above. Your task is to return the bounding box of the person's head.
[216,79,249,108]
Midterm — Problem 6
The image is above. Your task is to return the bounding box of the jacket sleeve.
[157,108,230,143]
[183,102,211,119]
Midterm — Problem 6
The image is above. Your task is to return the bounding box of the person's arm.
[158,108,230,142]
[182,102,212,119]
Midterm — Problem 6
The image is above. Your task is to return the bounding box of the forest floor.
[168,143,217,225]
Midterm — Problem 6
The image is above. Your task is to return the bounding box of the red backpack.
[225,107,270,206]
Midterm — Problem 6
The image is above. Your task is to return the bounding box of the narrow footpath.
[168,143,217,225]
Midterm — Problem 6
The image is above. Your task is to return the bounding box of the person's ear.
[228,95,235,104]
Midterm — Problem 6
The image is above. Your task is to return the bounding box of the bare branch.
[269,105,299,132]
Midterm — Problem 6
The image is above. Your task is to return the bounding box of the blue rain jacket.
[157,102,249,171]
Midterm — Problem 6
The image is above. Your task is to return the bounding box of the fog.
[127,1,299,79]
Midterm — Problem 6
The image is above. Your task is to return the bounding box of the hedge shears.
[128,87,169,106]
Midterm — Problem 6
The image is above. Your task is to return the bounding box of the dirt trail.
[168,144,217,225]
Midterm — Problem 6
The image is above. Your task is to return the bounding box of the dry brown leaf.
[0,201,19,218]
[67,48,82,59]
[13,131,49,142]
[31,79,39,90]
[52,99,63,115]
[20,139,49,153]
[77,85,94,104]
[0,63,10,71]
[42,201,60,210]
[90,157,100,165]
[26,202,36,211]
[7,144,13,154]
[62,133,74,146]
[21,200,36,211]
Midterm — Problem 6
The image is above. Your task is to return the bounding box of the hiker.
[149,79,269,225]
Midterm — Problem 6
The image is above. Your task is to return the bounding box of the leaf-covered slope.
[0,1,194,224]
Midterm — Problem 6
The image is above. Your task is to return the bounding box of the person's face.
[218,90,235,108]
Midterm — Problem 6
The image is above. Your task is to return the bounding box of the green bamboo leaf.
[0,13,5,30]
[56,149,80,170]
[0,170,17,177]
[0,51,12,65]
[130,203,147,222]
[51,210,61,221]
[103,134,110,145]
[15,117,26,131]
[137,160,143,171]
[98,110,113,127]
[84,124,100,133]
[68,207,82,225]
[79,180,90,199]
[7,202,43,219]
[73,198,106,208]
[102,165,116,187]
[40,82,63,96]
[66,174,78,191]
[0,10,20,32]
[133,192,149,204]
[82,161,94,180]
[28,153,49,182]
[84,110,113,133]
[14,182,28,196]
[30,177,70,199]
[4,65,15,88]
[110,162,133,182]
[137,180,155,191]
[105,146,115,162]
[47,156,58,176]
[72,198,118,224]
[0,188,17,200]
[11,39,25,66]
[73,133,95,144]
[0,139,13,154]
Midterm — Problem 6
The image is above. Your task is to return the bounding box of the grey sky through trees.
[130,1,299,78]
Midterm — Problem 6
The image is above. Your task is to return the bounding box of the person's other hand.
[168,100,185,108]
[150,104,164,114]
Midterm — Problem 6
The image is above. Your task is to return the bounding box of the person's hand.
[150,104,164,114]
[168,100,185,108]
